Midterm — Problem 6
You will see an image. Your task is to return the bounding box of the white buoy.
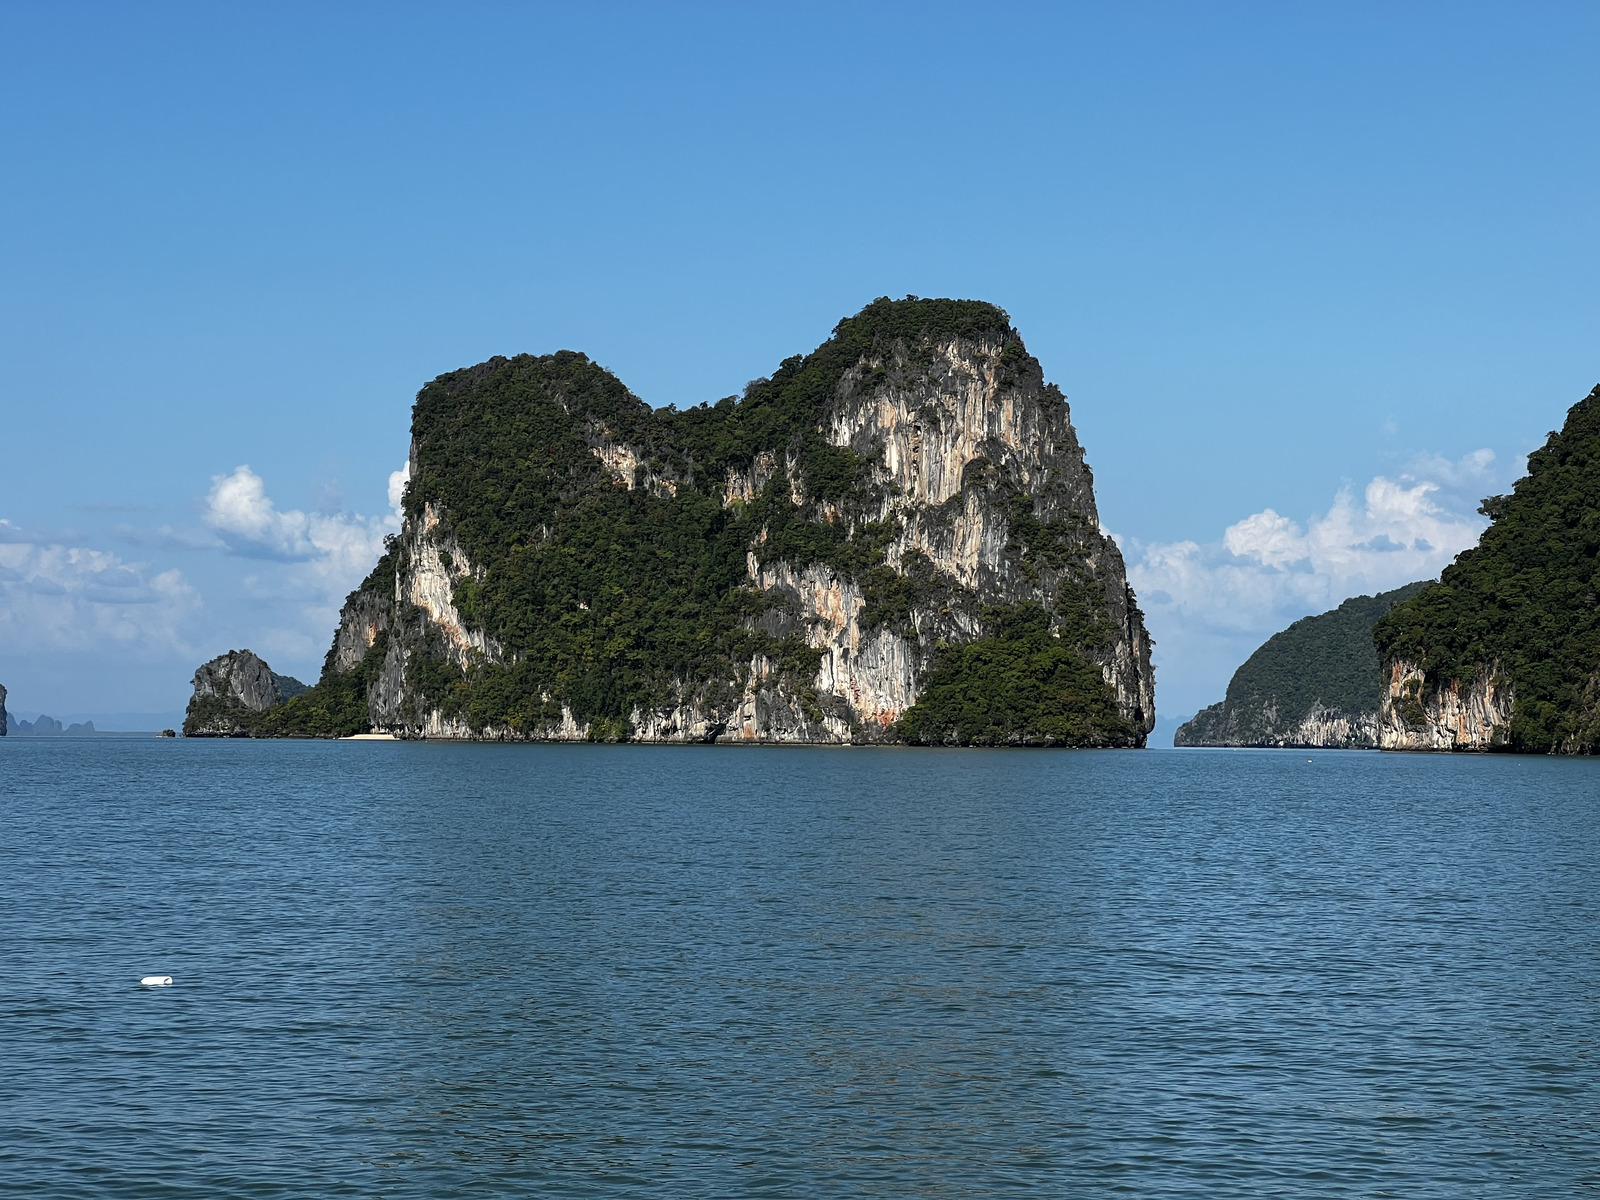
[140,975,173,987]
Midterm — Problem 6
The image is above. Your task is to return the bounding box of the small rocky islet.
[182,650,309,737]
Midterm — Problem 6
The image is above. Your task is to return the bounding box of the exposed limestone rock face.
[808,334,1157,728]
[1290,706,1380,748]
[725,451,778,505]
[193,650,288,712]
[587,420,678,498]
[1378,659,1514,751]
[316,298,1154,744]
[184,650,308,736]
[358,501,503,730]
[0,683,7,737]
[747,556,923,735]
[329,578,393,677]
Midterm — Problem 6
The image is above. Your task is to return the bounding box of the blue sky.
[1,2,1595,736]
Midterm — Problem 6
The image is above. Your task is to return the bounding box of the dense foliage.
[406,296,1019,541]
[895,607,1138,746]
[1374,385,1600,753]
[1238,583,1427,715]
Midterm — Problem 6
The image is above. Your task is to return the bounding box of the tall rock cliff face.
[1377,660,1514,751]
[1176,583,1428,749]
[0,682,7,737]
[1375,384,1600,754]
[314,298,1154,744]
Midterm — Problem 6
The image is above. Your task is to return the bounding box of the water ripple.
[1,740,1597,1196]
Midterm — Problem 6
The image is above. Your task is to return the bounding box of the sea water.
[2,739,1596,1197]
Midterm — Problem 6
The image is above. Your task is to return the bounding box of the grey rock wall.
[185,650,308,736]
[192,650,288,712]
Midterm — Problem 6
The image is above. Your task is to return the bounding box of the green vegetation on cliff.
[1374,384,1600,753]
[895,606,1138,746]
[1176,582,1430,746]
[375,297,1134,741]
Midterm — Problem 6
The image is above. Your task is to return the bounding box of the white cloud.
[388,461,410,513]
[204,466,320,560]
[1124,451,1499,721]
[0,523,200,656]
[204,464,405,584]
[1404,446,1498,490]
[199,464,408,673]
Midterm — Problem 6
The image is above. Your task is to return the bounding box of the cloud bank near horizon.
[0,463,409,712]
[0,519,201,659]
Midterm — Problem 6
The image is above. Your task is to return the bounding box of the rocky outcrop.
[329,572,393,677]
[814,337,1154,726]
[585,419,678,498]
[749,557,923,733]
[1378,659,1514,751]
[309,298,1154,743]
[1291,706,1380,748]
[192,650,283,712]
[184,650,308,736]
[0,683,6,737]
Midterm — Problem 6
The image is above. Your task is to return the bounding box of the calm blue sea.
[2,739,1597,1198]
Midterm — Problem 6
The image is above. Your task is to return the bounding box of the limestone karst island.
[184,298,1156,745]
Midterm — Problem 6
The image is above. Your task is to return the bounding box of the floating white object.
[140,975,173,987]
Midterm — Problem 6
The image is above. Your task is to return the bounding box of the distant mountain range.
[0,684,173,736]
[6,712,97,736]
